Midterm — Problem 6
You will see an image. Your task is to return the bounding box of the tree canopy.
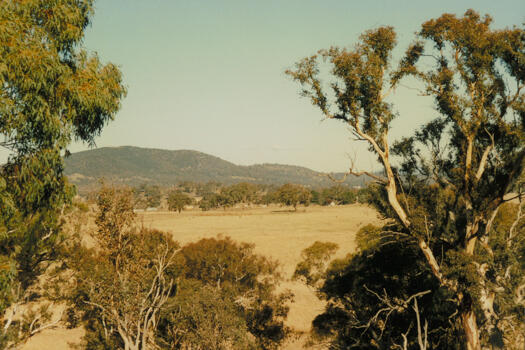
[288,10,524,350]
[276,183,311,210]
[0,0,125,345]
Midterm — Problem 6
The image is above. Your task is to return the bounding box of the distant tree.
[178,181,197,193]
[276,184,311,210]
[356,186,373,204]
[310,190,322,205]
[199,193,221,211]
[132,186,148,209]
[167,191,193,213]
[319,186,357,205]
[196,181,222,197]
[259,189,278,206]
[0,1,125,346]
[287,10,524,349]
[133,184,162,209]
[229,182,259,204]
[217,191,235,209]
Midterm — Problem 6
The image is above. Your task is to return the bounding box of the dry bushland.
[21,204,380,350]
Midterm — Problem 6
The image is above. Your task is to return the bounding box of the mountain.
[64,146,370,192]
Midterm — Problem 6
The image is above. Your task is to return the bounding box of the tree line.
[117,181,371,212]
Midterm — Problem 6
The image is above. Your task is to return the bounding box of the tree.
[276,183,311,210]
[287,10,524,349]
[318,185,357,205]
[167,191,193,213]
[70,186,178,350]
[157,236,293,350]
[293,241,339,289]
[294,230,460,349]
[199,192,221,211]
[226,182,259,205]
[0,0,125,345]
[134,184,162,209]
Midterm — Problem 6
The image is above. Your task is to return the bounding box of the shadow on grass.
[271,209,306,214]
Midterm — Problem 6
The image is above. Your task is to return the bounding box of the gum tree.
[0,0,125,342]
[287,10,524,349]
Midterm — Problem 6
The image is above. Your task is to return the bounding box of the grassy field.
[23,204,381,350]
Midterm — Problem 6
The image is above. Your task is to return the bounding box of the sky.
[19,0,525,172]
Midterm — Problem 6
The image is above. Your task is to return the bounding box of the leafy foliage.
[311,185,357,206]
[300,228,462,349]
[276,183,311,210]
[167,190,193,213]
[133,184,162,209]
[288,10,525,349]
[293,241,339,289]
[0,0,124,345]
[70,186,178,350]
[158,236,293,350]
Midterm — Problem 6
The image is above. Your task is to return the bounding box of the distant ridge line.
[64,146,371,192]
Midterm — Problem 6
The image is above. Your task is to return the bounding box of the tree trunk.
[462,235,482,350]
[461,309,481,350]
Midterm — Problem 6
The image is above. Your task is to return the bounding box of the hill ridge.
[64,146,369,191]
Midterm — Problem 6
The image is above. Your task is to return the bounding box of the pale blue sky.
[21,1,525,171]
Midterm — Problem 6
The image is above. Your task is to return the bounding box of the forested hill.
[64,146,370,191]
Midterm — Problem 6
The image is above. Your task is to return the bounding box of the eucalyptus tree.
[287,10,524,349]
[276,183,311,211]
[0,0,125,342]
[167,190,193,213]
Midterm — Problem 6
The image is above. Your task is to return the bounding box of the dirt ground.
[23,204,381,350]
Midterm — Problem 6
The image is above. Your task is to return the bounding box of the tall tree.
[287,10,524,349]
[0,0,125,342]
[71,186,177,350]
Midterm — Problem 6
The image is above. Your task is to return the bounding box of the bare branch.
[508,194,524,248]
[355,285,431,341]
[475,128,495,182]
[29,309,64,335]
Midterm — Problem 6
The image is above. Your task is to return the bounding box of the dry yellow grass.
[23,204,381,350]
[138,204,380,276]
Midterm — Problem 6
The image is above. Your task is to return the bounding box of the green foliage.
[288,9,525,349]
[133,184,162,209]
[293,241,339,289]
[355,224,384,252]
[276,183,311,210]
[313,185,357,205]
[199,192,221,211]
[158,280,256,350]
[220,182,259,207]
[70,185,178,350]
[310,236,462,349]
[167,191,193,213]
[0,0,124,342]
[356,186,374,204]
[294,226,464,349]
[158,236,292,350]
